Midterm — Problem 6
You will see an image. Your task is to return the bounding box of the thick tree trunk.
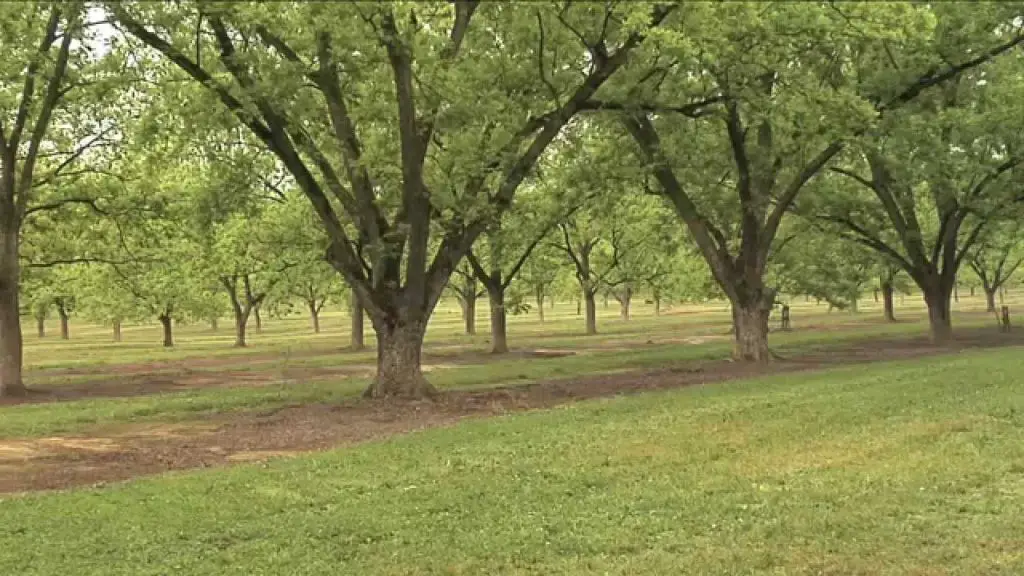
[923,282,953,344]
[159,314,173,347]
[0,233,25,396]
[309,301,321,334]
[363,321,435,399]
[881,281,896,322]
[618,287,632,320]
[460,292,476,335]
[584,290,597,335]
[730,298,772,362]
[350,291,365,351]
[233,308,248,347]
[488,285,508,354]
[112,319,122,342]
[58,307,69,340]
[35,315,45,338]
[985,287,997,313]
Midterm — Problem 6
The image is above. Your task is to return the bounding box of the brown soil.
[0,329,1020,494]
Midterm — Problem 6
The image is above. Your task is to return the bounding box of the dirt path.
[0,330,1020,494]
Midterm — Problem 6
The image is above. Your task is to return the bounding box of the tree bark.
[576,297,581,316]
[210,318,218,331]
[584,290,597,335]
[350,290,365,351]
[653,290,662,316]
[535,286,545,323]
[923,280,953,344]
[36,315,45,338]
[881,280,896,322]
[112,319,122,342]
[363,320,435,398]
[985,287,997,313]
[233,307,249,347]
[159,314,173,347]
[487,284,508,354]
[730,297,772,362]
[57,304,69,340]
[309,301,321,334]
[0,230,25,396]
[459,291,476,335]
[618,287,632,320]
[253,305,262,332]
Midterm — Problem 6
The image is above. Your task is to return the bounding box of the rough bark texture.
[881,280,896,322]
[584,291,597,335]
[0,234,24,396]
[363,321,435,399]
[350,292,364,351]
[731,298,772,362]
[112,320,122,342]
[233,310,248,348]
[923,282,953,344]
[488,285,508,354]
[159,314,173,347]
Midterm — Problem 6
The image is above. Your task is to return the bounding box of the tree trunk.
[460,291,476,335]
[233,308,248,347]
[0,233,25,396]
[253,305,262,333]
[58,307,69,340]
[923,282,953,344]
[584,290,597,335]
[488,284,508,354]
[953,284,959,303]
[309,301,321,334]
[873,288,879,302]
[881,280,896,322]
[112,319,122,342]
[985,287,997,313]
[576,297,581,316]
[35,315,45,338]
[363,321,435,398]
[603,293,609,309]
[618,287,632,320]
[970,286,975,297]
[159,314,173,347]
[210,318,218,331]
[731,298,772,362]
[654,290,662,316]
[350,291,365,351]
[535,286,545,323]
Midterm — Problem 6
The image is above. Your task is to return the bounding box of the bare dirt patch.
[0,328,1020,494]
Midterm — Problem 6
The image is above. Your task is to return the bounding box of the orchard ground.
[1,293,1023,573]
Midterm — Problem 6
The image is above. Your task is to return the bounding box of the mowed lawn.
[2,347,1022,575]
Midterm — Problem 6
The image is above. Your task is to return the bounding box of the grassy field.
[1,292,1021,574]
[2,347,1022,574]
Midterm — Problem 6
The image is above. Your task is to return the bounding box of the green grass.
[2,348,1022,575]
